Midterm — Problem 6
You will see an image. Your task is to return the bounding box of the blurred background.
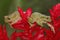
[0,0,60,39]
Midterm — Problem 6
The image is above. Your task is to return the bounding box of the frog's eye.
[7,17,10,20]
[4,16,11,23]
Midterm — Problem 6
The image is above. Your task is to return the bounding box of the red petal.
[54,32,60,40]
[18,7,24,18]
[3,25,9,40]
[0,24,3,40]
[26,8,32,18]
[49,3,60,33]
[43,28,54,40]
[11,19,30,31]
[32,29,44,40]
[18,7,27,21]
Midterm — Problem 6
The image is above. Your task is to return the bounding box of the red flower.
[0,24,9,40]
[10,31,23,40]
[11,7,56,40]
[49,3,60,40]
[0,24,3,40]
[10,6,60,40]
[11,7,32,31]
[3,25,9,40]
[54,32,60,40]
[49,3,60,33]
[11,22,45,40]
[43,28,54,40]
[30,22,44,40]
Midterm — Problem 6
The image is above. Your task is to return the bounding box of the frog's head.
[4,11,21,25]
[4,7,32,25]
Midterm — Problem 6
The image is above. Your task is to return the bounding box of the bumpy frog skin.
[28,12,51,26]
[4,12,51,26]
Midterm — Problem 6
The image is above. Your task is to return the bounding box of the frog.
[28,12,51,26]
[4,11,51,26]
[4,11,55,33]
[28,12,55,33]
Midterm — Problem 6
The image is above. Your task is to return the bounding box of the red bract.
[10,31,24,40]
[11,7,32,31]
[31,29,44,40]
[49,3,60,33]
[11,20,30,31]
[43,28,54,40]
[54,32,60,40]
[0,24,9,40]
[18,7,32,21]
[11,22,45,40]
[3,25,9,40]
[10,30,32,40]
[0,24,3,40]
[11,6,60,40]
[11,7,56,40]
[30,22,44,40]
[49,3,60,40]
